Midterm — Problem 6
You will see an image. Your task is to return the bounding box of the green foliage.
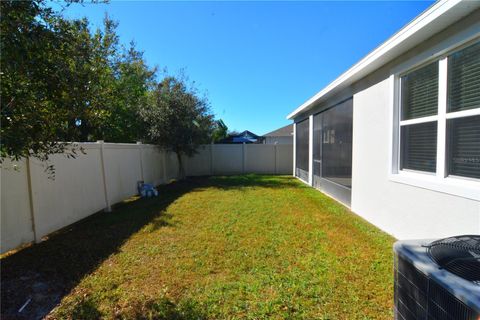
[140,76,215,177]
[1,0,221,172]
[0,0,156,163]
[211,119,228,143]
[1,0,79,162]
[102,43,157,143]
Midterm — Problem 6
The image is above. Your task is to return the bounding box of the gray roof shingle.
[263,124,293,137]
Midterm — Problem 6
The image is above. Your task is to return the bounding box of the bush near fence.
[1,142,292,253]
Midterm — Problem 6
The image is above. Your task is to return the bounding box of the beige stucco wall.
[351,78,480,239]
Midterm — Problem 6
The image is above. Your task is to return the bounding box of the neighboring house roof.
[263,124,293,137]
[237,130,261,139]
[218,130,262,144]
[287,0,480,120]
[232,137,257,143]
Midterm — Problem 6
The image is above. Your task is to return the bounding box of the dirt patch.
[2,271,64,319]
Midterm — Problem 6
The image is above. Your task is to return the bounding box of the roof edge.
[287,0,477,120]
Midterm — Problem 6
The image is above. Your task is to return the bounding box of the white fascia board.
[287,0,480,120]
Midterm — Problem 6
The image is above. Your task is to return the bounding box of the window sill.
[389,171,480,201]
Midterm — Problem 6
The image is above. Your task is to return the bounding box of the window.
[401,121,437,173]
[400,61,439,173]
[447,115,480,179]
[401,62,438,120]
[447,42,480,113]
[446,41,480,179]
[397,40,480,181]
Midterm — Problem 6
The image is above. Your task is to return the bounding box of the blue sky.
[61,1,433,135]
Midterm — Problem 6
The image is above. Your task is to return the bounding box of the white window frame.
[389,36,480,201]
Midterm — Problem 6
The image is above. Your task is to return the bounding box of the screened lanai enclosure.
[295,98,353,206]
[295,119,310,182]
[289,4,480,240]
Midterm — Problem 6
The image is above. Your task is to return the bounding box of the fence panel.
[245,144,276,174]
[141,145,166,186]
[0,159,34,252]
[29,144,106,240]
[212,145,243,175]
[276,144,293,174]
[103,144,143,205]
[164,151,179,182]
[184,145,212,176]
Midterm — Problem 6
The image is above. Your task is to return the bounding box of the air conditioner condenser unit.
[394,235,480,320]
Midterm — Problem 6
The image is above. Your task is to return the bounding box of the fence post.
[242,143,246,174]
[137,142,144,181]
[274,144,278,175]
[292,123,296,177]
[98,140,111,212]
[163,149,168,183]
[210,143,214,175]
[25,157,40,243]
[308,115,314,186]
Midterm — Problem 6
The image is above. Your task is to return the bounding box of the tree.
[1,0,220,178]
[0,1,113,162]
[101,42,157,143]
[211,119,228,143]
[0,1,157,166]
[1,0,80,163]
[139,76,214,178]
[228,130,241,136]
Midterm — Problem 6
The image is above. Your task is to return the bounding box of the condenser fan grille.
[427,235,480,283]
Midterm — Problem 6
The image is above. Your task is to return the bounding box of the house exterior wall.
[292,9,480,240]
[264,136,293,145]
[351,78,480,240]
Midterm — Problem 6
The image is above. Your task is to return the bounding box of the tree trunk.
[176,151,185,180]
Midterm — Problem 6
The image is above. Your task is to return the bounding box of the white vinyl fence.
[1,142,292,253]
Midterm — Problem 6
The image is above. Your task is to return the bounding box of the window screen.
[401,61,439,120]
[312,114,322,179]
[401,121,437,173]
[295,119,309,172]
[320,99,353,188]
[448,41,480,113]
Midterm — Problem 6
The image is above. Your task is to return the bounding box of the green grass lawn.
[1,175,394,319]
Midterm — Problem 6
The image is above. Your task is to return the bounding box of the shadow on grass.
[67,296,207,320]
[0,174,298,319]
[208,174,305,190]
[119,297,207,320]
[70,298,102,320]
[1,179,204,319]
